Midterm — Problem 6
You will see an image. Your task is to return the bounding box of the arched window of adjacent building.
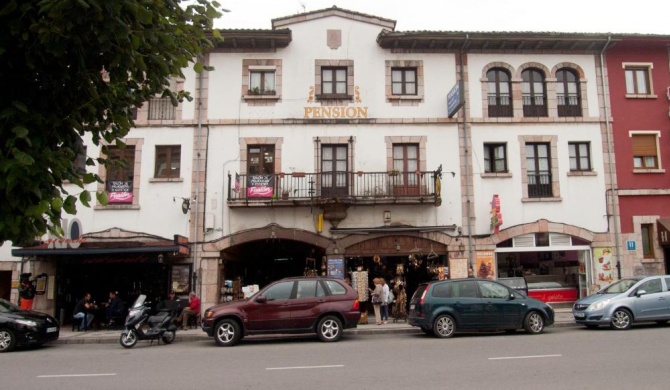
[556,68,582,117]
[521,68,547,117]
[486,68,513,117]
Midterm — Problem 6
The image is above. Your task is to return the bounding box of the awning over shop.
[657,219,670,246]
[12,230,190,257]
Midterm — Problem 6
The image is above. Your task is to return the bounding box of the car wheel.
[161,330,176,344]
[119,330,138,349]
[433,314,456,338]
[214,319,241,347]
[610,308,632,330]
[0,329,16,353]
[523,311,545,334]
[317,315,343,342]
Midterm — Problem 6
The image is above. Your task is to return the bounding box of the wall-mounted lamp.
[157,254,164,264]
[395,240,401,252]
[334,247,339,255]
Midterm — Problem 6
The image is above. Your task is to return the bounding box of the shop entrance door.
[0,271,11,300]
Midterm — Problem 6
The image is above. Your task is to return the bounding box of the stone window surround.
[134,78,185,123]
[481,62,589,118]
[519,135,562,202]
[314,59,354,103]
[633,215,662,263]
[385,136,427,172]
[96,138,144,210]
[622,62,656,98]
[630,130,664,173]
[239,137,284,175]
[242,59,282,105]
[385,60,424,106]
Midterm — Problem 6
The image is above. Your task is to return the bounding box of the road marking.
[488,354,562,360]
[266,365,344,371]
[37,374,117,378]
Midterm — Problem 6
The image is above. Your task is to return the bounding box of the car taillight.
[352,298,360,310]
[419,284,430,305]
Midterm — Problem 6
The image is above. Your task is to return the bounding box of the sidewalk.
[55,307,576,345]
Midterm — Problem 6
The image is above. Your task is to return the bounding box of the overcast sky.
[214,0,670,35]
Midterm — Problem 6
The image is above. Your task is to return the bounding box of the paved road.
[5,323,670,390]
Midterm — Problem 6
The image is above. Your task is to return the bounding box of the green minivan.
[408,278,554,338]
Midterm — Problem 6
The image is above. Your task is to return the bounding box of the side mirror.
[509,293,516,300]
[255,296,267,304]
[635,289,647,297]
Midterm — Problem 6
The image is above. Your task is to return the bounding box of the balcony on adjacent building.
[227,170,442,207]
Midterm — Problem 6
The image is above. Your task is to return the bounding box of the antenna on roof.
[299,2,306,13]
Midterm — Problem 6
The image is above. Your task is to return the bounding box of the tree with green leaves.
[0,0,222,246]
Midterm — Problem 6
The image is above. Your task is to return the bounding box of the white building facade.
[5,7,620,316]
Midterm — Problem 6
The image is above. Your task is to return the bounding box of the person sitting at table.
[176,291,200,330]
[104,291,126,326]
[73,292,95,331]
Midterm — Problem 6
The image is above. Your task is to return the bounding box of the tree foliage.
[0,0,222,246]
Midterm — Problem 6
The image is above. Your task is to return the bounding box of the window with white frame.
[624,63,653,96]
[631,133,660,169]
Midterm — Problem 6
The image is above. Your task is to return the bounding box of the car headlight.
[589,299,610,311]
[16,319,37,327]
[205,310,213,319]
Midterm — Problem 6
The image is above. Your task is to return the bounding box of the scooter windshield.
[131,294,147,309]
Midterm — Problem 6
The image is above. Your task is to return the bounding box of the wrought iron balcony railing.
[227,169,442,207]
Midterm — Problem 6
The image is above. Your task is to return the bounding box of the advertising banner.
[327,257,344,279]
[593,247,614,283]
[107,180,133,203]
[246,174,275,198]
[475,250,496,280]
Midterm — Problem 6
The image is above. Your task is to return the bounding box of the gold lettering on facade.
[303,86,368,119]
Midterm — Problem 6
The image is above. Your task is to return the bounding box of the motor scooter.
[119,294,181,348]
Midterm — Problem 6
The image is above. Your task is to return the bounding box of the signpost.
[447,80,465,118]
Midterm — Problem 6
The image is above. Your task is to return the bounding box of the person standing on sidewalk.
[380,278,390,324]
[369,278,383,325]
[18,279,35,310]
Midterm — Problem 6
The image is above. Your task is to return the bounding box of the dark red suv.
[201,277,361,346]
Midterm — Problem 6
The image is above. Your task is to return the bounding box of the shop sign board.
[447,80,464,118]
[327,257,344,279]
[475,250,496,280]
[594,247,614,283]
[449,257,468,279]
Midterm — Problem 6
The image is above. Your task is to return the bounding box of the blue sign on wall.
[447,80,464,118]
[626,240,636,251]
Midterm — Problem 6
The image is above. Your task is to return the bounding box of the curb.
[54,321,578,345]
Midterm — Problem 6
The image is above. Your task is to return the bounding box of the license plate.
[47,327,57,333]
[574,312,585,318]
[410,304,415,310]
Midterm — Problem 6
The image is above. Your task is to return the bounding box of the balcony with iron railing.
[527,173,553,198]
[227,169,443,207]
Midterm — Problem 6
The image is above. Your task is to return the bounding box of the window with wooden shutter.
[631,134,658,169]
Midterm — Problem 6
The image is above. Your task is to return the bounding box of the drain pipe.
[194,56,205,299]
[599,36,621,279]
[460,34,474,268]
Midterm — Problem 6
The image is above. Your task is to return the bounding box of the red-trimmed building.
[606,36,670,275]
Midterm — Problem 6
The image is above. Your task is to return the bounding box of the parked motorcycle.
[119,294,181,348]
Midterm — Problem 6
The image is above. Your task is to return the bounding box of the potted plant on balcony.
[388,169,401,177]
[248,86,261,95]
[281,187,291,200]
